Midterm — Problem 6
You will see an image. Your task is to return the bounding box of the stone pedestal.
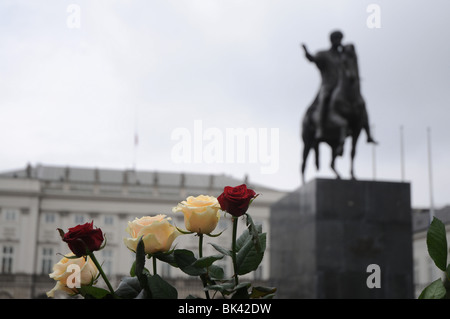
[269,178,413,298]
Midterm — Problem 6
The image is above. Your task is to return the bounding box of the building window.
[104,215,114,226]
[2,208,19,222]
[1,246,14,274]
[44,213,55,224]
[101,249,113,276]
[41,247,54,274]
[74,215,85,225]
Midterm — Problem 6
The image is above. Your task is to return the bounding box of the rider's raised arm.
[301,43,315,63]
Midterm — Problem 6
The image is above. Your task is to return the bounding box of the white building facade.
[0,164,285,298]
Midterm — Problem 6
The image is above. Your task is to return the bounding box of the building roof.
[412,206,450,233]
[0,164,276,192]
[2,164,450,233]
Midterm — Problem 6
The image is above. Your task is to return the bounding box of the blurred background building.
[0,164,285,298]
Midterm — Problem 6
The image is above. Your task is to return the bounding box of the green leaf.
[234,222,263,252]
[175,226,194,235]
[205,280,251,296]
[427,217,448,272]
[135,289,149,299]
[206,281,236,295]
[147,274,178,299]
[236,233,266,275]
[446,265,450,284]
[245,213,263,253]
[115,276,142,299]
[134,237,150,291]
[174,249,206,276]
[233,221,266,276]
[99,233,108,250]
[419,278,446,299]
[231,286,250,299]
[208,264,225,280]
[235,228,251,252]
[210,243,232,257]
[130,260,150,278]
[192,254,224,268]
[79,286,112,299]
[250,286,277,299]
[154,251,177,267]
[135,237,146,277]
[57,228,65,241]
[231,282,251,299]
[130,261,136,277]
[205,229,226,237]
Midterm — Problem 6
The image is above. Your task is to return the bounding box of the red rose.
[59,221,104,257]
[217,184,257,217]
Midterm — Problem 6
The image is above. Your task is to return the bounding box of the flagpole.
[133,105,139,171]
[427,127,435,222]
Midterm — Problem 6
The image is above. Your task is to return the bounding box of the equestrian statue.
[300,30,377,183]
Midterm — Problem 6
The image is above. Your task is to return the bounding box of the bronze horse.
[301,44,375,183]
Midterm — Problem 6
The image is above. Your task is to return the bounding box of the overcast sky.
[1,0,449,208]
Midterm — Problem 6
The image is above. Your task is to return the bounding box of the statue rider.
[302,30,377,144]
[302,30,343,140]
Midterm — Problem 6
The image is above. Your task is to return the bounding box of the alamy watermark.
[67,4,81,29]
[171,120,280,174]
[366,4,381,29]
[66,264,81,289]
[366,264,381,289]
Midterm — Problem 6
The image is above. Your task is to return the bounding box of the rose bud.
[217,184,257,217]
[59,221,104,257]
[123,215,180,254]
[46,253,98,298]
[172,195,221,234]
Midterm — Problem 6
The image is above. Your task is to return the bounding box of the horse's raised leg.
[331,147,341,179]
[301,142,312,184]
[314,141,320,170]
[350,132,360,179]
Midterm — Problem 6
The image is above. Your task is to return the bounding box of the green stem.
[88,252,116,298]
[198,233,211,299]
[199,233,204,258]
[231,217,239,286]
[152,256,157,276]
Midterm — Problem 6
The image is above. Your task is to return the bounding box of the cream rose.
[172,195,221,234]
[46,253,98,298]
[124,215,180,254]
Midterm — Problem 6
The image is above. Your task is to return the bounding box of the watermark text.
[171,120,279,174]
[67,4,81,29]
[366,4,381,29]
[366,264,381,288]
[66,264,81,289]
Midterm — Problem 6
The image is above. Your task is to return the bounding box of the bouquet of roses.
[46,184,276,299]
